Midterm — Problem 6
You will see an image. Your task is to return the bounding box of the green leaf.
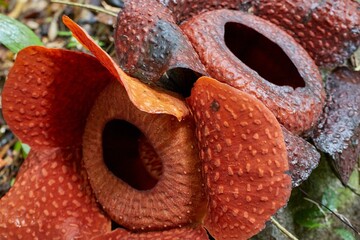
[13,141,22,152]
[0,14,43,53]
[21,143,30,158]
[334,228,356,240]
[14,141,30,158]
[294,207,327,229]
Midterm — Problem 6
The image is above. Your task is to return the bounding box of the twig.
[8,0,27,19]
[345,184,360,197]
[299,188,360,236]
[303,197,329,222]
[50,0,118,17]
[0,139,16,159]
[102,0,123,12]
[270,217,299,240]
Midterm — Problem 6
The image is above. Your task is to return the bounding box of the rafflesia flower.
[0,16,291,239]
[115,0,323,187]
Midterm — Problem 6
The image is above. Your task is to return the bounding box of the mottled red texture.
[0,46,112,237]
[83,81,206,231]
[181,9,325,134]
[187,77,291,240]
[282,126,320,188]
[63,16,190,120]
[93,226,209,240]
[252,0,360,67]
[115,0,206,90]
[313,68,360,184]
[158,0,360,67]
[160,0,247,23]
[0,148,110,239]
[0,17,195,237]
[138,136,163,180]
[0,14,295,239]
[2,46,113,149]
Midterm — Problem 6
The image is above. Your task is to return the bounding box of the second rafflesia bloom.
[0,16,291,239]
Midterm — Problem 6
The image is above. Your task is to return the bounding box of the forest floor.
[0,1,359,240]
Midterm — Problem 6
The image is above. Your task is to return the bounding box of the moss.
[254,154,359,239]
[290,155,359,239]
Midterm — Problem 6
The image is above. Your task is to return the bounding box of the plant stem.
[8,0,27,18]
[299,188,360,235]
[270,217,299,240]
[303,197,329,221]
[50,0,118,17]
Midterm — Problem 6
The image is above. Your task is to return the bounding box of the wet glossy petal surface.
[282,126,320,187]
[253,0,360,67]
[115,0,206,88]
[313,68,360,183]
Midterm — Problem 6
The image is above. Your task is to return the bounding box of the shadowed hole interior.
[159,67,203,97]
[102,119,162,191]
[224,22,305,88]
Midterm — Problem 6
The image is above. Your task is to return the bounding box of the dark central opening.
[159,67,202,98]
[102,119,162,191]
[224,22,305,88]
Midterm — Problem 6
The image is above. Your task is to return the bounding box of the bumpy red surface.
[281,126,320,187]
[160,0,246,23]
[160,0,360,67]
[0,148,110,238]
[182,9,325,134]
[83,81,207,231]
[115,0,206,86]
[187,77,291,240]
[313,68,360,184]
[2,46,113,149]
[63,15,190,121]
[253,0,360,67]
[138,136,163,180]
[93,226,209,240]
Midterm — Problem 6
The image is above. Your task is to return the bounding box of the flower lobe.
[0,148,110,239]
[187,77,291,240]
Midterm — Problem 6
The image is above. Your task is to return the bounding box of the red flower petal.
[82,81,206,231]
[2,46,113,148]
[160,0,242,23]
[62,16,189,120]
[93,227,209,240]
[187,77,291,240]
[313,67,360,184]
[181,9,325,134]
[253,0,360,67]
[0,148,110,238]
[114,0,206,88]
[282,126,320,187]
[162,0,359,67]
